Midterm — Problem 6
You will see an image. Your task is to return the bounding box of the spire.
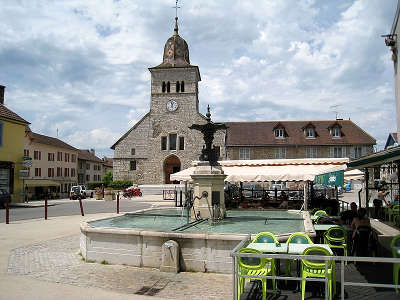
[173,1,180,36]
[174,17,179,36]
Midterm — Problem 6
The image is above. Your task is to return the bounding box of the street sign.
[22,156,32,168]
[19,169,29,178]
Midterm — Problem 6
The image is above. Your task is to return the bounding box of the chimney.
[90,148,95,155]
[0,85,5,105]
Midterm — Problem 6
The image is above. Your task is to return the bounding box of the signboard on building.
[22,157,32,168]
[19,170,29,178]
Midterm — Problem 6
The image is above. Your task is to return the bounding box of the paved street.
[0,195,173,223]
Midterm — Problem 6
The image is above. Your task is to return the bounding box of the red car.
[123,186,142,198]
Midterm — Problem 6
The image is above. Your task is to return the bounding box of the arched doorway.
[164,155,181,184]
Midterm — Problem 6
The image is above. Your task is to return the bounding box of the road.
[0,197,172,223]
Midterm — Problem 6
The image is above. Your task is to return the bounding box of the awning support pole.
[365,168,369,213]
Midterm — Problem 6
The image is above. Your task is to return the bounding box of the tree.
[103,170,113,187]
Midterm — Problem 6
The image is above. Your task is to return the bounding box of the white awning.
[170,158,349,182]
[344,169,364,181]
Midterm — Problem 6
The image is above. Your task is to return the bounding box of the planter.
[95,193,102,200]
[104,190,114,201]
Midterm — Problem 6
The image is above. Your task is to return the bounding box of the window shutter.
[329,147,334,158]
[361,146,367,156]
[349,147,355,159]
[342,147,346,158]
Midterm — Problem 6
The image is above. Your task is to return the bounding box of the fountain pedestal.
[190,162,227,220]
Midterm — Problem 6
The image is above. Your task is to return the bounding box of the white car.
[69,185,92,200]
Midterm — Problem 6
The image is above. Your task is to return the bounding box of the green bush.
[110,180,133,189]
[103,170,113,187]
[87,182,103,190]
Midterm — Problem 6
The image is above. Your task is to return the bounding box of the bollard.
[45,196,48,220]
[5,197,9,224]
[117,192,120,214]
[78,196,84,216]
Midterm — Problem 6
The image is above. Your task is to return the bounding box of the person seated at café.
[278,191,289,209]
[351,208,370,238]
[340,202,358,225]
[377,188,390,206]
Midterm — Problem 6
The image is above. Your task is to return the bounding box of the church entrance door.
[164,155,181,184]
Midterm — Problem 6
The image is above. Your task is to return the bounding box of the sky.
[0,0,398,158]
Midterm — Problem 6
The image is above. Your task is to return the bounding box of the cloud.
[0,0,398,156]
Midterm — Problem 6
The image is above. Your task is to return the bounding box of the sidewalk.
[0,212,231,300]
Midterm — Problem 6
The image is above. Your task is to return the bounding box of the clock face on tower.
[166,100,178,111]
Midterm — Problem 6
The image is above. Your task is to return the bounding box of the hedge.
[109,180,133,189]
[88,182,104,190]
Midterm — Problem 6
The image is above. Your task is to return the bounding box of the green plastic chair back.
[314,210,328,217]
[390,234,400,258]
[302,246,332,268]
[324,226,346,243]
[238,248,264,270]
[253,232,278,243]
[287,232,313,244]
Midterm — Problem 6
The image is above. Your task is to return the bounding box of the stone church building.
[112,18,376,185]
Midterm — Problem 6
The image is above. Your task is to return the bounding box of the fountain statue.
[188,105,228,222]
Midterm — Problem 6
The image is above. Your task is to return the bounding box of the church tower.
[148,17,201,117]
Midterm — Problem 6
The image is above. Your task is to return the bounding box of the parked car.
[243,184,264,200]
[69,185,92,200]
[268,183,285,198]
[0,189,11,208]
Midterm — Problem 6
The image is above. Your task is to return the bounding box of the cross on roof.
[172,0,181,19]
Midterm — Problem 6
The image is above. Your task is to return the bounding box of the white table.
[288,243,333,255]
[246,242,288,253]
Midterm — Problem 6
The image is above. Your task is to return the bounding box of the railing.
[231,235,400,300]
[337,199,350,213]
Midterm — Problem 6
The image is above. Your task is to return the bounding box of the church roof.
[150,17,197,69]
[225,120,376,146]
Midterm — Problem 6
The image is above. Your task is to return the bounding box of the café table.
[313,224,352,243]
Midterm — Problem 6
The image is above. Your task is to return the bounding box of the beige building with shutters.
[24,130,78,199]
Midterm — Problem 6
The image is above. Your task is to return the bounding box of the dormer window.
[332,127,341,138]
[275,128,285,139]
[306,127,315,138]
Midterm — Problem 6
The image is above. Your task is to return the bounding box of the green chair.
[390,234,400,293]
[237,248,276,300]
[324,225,348,264]
[252,232,278,243]
[388,205,400,223]
[314,210,328,217]
[285,232,313,276]
[300,246,336,300]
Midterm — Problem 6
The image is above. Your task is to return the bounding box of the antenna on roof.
[329,105,341,120]
[56,128,59,137]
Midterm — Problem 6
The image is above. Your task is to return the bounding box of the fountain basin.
[80,208,315,273]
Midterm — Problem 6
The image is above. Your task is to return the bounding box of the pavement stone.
[7,235,232,299]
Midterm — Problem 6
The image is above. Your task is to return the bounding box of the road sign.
[19,170,29,178]
[22,157,32,168]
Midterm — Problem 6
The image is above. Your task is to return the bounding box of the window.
[353,147,362,159]
[131,148,135,155]
[130,160,137,171]
[64,153,70,162]
[274,148,287,159]
[169,134,177,150]
[332,127,341,138]
[306,128,315,138]
[86,164,90,170]
[274,128,285,138]
[179,136,184,150]
[162,81,166,93]
[306,147,318,158]
[167,81,170,93]
[64,168,69,177]
[239,148,250,160]
[71,154,76,162]
[331,147,345,158]
[34,150,41,160]
[71,168,75,177]
[35,168,41,177]
[57,167,62,177]
[24,149,30,157]
[57,151,62,161]
[48,153,55,161]
[181,81,184,92]
[176,81,180,92]
[48,168,54,177]
[86,174,90,181]
[161,137,167,150]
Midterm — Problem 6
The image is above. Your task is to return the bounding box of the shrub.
[103,170,113,187]
[110,180,133,189]
[88,182,103,190]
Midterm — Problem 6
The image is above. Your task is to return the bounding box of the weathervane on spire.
[173,0,181,19]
